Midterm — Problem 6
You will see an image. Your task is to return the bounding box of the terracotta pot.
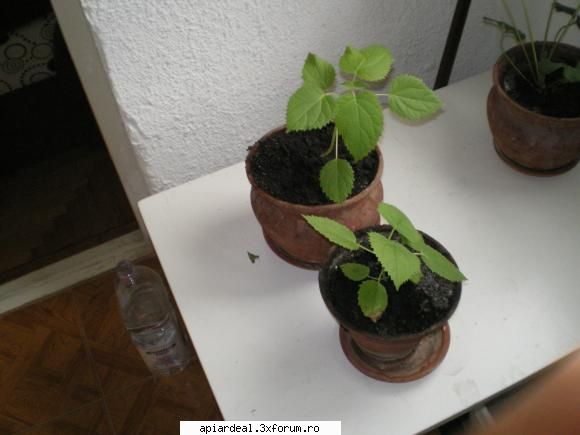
[246,126,384,270]
[319,225,462,382]
[487,43,580,175]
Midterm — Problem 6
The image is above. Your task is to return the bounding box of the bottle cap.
[115,260,136,280]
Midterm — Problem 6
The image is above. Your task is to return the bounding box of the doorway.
[0,2,138,284]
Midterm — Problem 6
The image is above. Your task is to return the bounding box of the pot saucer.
[339,323,451,382]
[493,141,579,177]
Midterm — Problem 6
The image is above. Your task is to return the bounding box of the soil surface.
[503,60,580,118]
[322,229,461,337]
[248,125,379,205]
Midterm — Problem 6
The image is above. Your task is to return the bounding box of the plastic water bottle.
[115,260,192,376]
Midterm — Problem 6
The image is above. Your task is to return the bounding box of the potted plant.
[304,203,466,382]
[246,44,442,269]
[485,1,580,175]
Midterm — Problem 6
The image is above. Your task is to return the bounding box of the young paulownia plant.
[286,45,442,204]
[484,0,580,92]
[304,203,466,322]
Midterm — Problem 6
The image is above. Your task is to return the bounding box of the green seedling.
[304,203,466,322]
[286,45,442,204]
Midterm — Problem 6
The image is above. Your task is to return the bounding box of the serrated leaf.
[320,158,354,203]
[339,46,366,75]
[340,263,370,281]
[286,84,336,132]
[388,75,442,120]
[368,232,421,290]
[302,53,336,90]
[420,244,466,282]
[563,64,580,83]
[358,280,388,322]
[357,45,393,81]
[400,235,426,253]
[409,270,423,285]
[377,203,424,247]
[342,80,368,90]
[303,215,358,250]
[339,45,393,81]
[335,91,383,161]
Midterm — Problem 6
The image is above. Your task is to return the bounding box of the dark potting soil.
[503,62,580,118]
[324,230,461,337]
[248,125,379,205]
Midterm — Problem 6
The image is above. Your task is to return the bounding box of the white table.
[139,72,580,435]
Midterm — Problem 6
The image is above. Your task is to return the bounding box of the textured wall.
[80,0,507,193]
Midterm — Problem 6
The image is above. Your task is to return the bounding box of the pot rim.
[318,224,463,341]
[492,41,580,122]
[245,125,384,212]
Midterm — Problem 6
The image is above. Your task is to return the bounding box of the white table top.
[139,72,580,435]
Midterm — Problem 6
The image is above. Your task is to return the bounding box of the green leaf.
[342,80,368,90]
[302,53,336,90]
[340,263,370,281]
[338,45,393,81]
[368,232,421,290]
[553,2,580,19]
[420,244,466,282]
[358,280,388,322]
[286,84,336,132]
[377,203,424,247]
[320,158,354,203]
[538,56,567,86]
[409,270,423,285]
[339,46,366,75]
[563,64,580,83]
[335,91,383,161]
[482,17,526,40]
[538,57,566,76]
[388,75,442,120]
[358,45,393,81]
[247,252,259,263]
[303,215,358,250]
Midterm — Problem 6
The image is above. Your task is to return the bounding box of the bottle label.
[131,319,191,374]
[137,339,187,371]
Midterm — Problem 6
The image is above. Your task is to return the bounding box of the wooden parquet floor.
[0,257,222,434]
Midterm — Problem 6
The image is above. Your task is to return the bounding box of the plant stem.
[501,35,538,89]
[388,227,395,239]
[521,0,540,79]
[358,244,374,254]
[335,123,339,160]
[542,1,556,57]
[502,0,537,83]
[549,5,580,58]
[321,125,337,157]
[378,269,385,283]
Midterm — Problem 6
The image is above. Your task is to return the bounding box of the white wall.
[74,0,573,196]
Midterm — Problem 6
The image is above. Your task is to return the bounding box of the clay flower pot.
[319,225,462,382]
[246,126,384,270]
[487,43,580,175]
